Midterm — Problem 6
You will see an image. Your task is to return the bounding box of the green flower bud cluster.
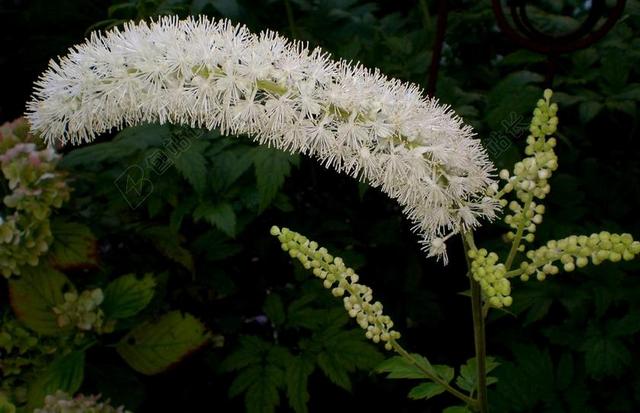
[0,317,62,404]
[271,226,401,350]
[52,289,106,332]
[468,249,513,308]
[0,118,71,278]
[515,232,640,281]
[34,391,131,413]
[498,89,558,246]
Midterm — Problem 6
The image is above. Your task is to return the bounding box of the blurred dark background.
[1,0,639,412]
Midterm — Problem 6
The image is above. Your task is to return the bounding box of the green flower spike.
[270,226,400,350]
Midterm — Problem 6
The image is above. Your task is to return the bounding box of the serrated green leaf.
[102,273,156,319]
[267,345,293,367]
[286,296,328,330]
[408,382,446,400]
[608,311,640,337]
[60,141,139,167]
[493,344,555,411]
[229,365,263,398]
[253,147,297,211]
[192,230,243,261]
[321,329,383,370]
[113,123,171,148]
[605,99,636,117]
[456,357,499,392]
[169,197,196,232]
[244,364,283,413]
[581,335,630,378]
[116,311,210,375]
[221,336,271,372]
[433,364,455,383]
[613,84,640,101]
[141,226,194,272]
[317,351,352,391]
[286,357,314,413]
[579,100,603,123]
[263,294,286,326]
[9,266,73,335]
[209,146,255,192]
[27,351,85,410]
[376,355,432,379]
[193,202,236,237]
[173,142,208,193]
[48,221,97,270]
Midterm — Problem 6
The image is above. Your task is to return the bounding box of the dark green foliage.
[222,287,383,413]
[26,351,85,411]
[456,357,499,394]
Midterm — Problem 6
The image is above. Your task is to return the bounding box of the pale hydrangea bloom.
[34,391,130,413]
[26,16,499,263]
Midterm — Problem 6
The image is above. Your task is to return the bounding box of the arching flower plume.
[25,16,499,263]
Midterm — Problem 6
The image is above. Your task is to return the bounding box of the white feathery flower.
[25,16,500,263]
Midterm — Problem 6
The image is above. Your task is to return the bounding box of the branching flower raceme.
[25,16,499,263]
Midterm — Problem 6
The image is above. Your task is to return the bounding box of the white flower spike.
[26,16,499,263]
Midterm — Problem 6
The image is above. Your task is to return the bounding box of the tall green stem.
[463,232,489,413]
[504,193,533,271]
[283,0,298,38]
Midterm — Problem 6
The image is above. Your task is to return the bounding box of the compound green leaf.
[263,294,286,326]
[193,202,236,238]
[456,357,499,393]
[317,351,351,391]
[141,226,194,272]
[408,382,446,400]
[173,141,208,193]
[285,357,314,413]
[376,354,432,379]
[253,148,297,211]
[244,364,283,413]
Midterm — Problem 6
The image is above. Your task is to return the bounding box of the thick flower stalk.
[26,16,498,263]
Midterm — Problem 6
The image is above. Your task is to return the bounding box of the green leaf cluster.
[222,288,383,413]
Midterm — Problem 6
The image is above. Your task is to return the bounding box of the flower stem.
[504,193,533,271]
[391,341,479,409]
[462,232,489,413]
[283,0,298,38]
